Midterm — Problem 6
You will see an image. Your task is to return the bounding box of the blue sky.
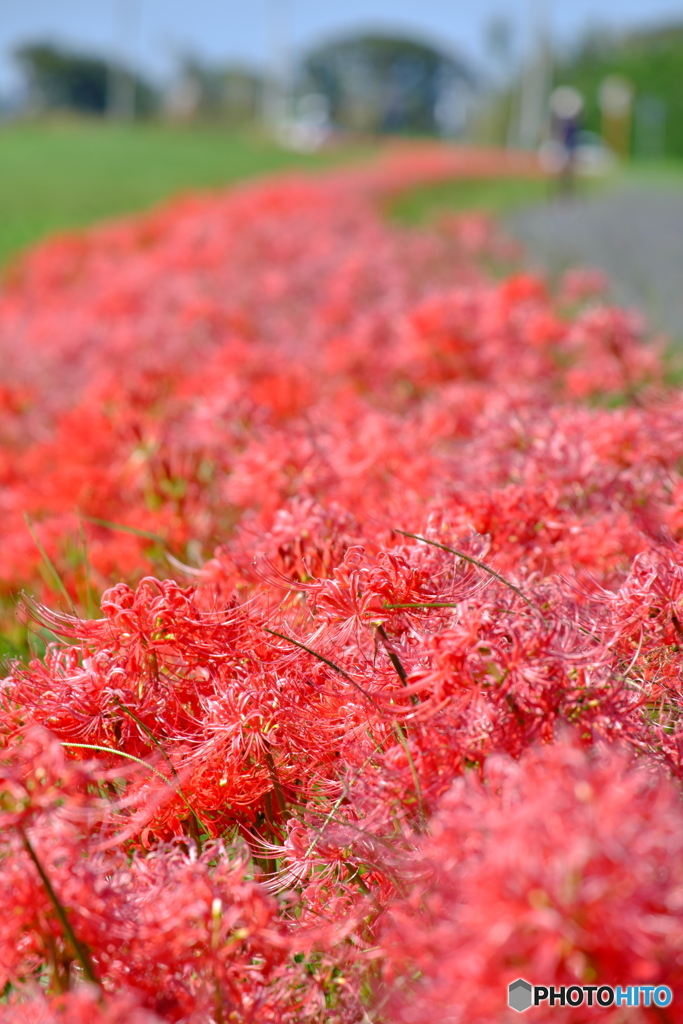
[1,0,683,91]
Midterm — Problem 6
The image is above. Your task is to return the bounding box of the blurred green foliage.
[555,23,683,158]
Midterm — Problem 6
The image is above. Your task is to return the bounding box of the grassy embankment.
[0,120,372,267]
[0,120,557,267]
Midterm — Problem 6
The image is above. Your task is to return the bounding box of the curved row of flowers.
[0,148,681,1022]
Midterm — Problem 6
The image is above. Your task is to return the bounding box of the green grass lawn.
[0,120,373,266]
[389,175,551,224]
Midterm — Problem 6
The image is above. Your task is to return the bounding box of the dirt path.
[507,184,683,343]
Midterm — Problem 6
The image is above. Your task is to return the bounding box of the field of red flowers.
[1,146,682,1023]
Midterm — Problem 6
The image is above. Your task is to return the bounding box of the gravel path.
[507,185,683,343]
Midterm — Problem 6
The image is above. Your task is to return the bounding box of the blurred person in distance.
[540,85,584,197]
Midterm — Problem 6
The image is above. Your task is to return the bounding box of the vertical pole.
[516,0,552,150]
[263,0,290,134]
[108,0,140,120]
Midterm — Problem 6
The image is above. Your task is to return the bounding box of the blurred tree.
[15,42,156,117]
[164,55,263,124]
[299,33,474,136]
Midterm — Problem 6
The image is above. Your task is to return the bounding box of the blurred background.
[2,0,682,151]
[1,0,683,335]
